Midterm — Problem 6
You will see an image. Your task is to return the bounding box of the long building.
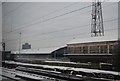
[11,46,67,62]
[65,35,119,70]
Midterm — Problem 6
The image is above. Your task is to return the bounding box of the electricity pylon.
[91,0,104,37]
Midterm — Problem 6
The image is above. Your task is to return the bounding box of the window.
[67,47,70,53]
[22,43,31,49]
[83,46,88,54]
[100,45,107,54]
[71,47,74,53]
[74,47,78,54]
[74,47,81,54]
[79,47,83,54]
[90,46,99,54]
[69,47,74,54]
[109,45,115,54]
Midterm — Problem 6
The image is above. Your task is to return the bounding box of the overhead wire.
[7,2,80,29]
[4,18,118,42]
[3,2,115,35]
[24,2,116,31]
[3,4,92,35]
[2,2,80,34]
[2,2,26,17]
[2,2,118,49]
[3,3,118,44]
[6,27,118,45]
[3,10,118,41]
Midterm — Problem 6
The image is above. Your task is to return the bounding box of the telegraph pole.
[91,0,104,37]
[19,32,21,54]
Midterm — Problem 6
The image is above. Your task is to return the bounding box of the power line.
[4,18,118,42]
[3,2,118,49]
[7,2,79,29]
[2,2,80,34]
[5,27,118,44]
[3,4,92,35]
[25,18,118,38]
[3,2,26,17]
[3,10,91,35]
[3,2,115,35]
[22,27,119,42]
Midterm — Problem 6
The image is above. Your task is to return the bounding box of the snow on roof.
[12,45,66,54]
[68,35,118,44]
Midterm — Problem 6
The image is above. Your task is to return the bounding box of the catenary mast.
[91,0,104,37]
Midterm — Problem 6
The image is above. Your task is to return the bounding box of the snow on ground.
[5,61,120,76]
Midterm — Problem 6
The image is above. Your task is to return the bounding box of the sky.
[0,2,2,51]
[2,2,118,51]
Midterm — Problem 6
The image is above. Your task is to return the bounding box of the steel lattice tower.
[91,0,104,37]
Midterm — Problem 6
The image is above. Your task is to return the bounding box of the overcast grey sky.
[2,2,118,51]
[0,2,2,51]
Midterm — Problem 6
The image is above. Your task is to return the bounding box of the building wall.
[2,2,118,51]
[67,41,117,54]
[51,47,67,58]
[13,54,50,62]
